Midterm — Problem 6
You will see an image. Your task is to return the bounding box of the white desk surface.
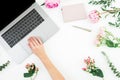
[0,0,120,80]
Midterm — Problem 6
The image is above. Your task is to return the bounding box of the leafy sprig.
[89,0,120,28]
[108,16,120,27]
[0,60,10,71]
[82,57,104,79]
[24,63,39,80]
[95,27,120,48]
[89,0,115,9]
[102,51,120,78]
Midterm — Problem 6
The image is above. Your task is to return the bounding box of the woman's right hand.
[28,36,46,57]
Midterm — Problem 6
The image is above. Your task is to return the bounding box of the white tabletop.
[0,0,120,80]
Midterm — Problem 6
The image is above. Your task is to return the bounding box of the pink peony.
[88,10,100,23]
[45,0,60,8]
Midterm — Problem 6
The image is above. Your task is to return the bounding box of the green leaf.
[106,40,115,47]
[88,1,92,4]
[109,22,115,26]
[29,69,35,74]
[101,7,106,11]
[29,65,36,74]
[92,71,96,76]
[96,69,104,78]
[114,43,119,47]
[0,66,2,71]
[24,64,36,78]
[95,68,104,78]
[90,68,104,78]
[24,73,33,78]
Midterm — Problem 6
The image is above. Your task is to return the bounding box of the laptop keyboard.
[2,9,44,48]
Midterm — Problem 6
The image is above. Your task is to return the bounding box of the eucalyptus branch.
[101,51,120,78]
[0,60,10,71]
[89,0,115,9]
[109,16,120,27]
[102,7,120,13]
[88,0,120,28]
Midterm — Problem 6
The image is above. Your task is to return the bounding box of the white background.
[0,0,120,80]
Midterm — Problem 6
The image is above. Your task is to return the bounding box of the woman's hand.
[28,36,65,80]
[28,36,46,57]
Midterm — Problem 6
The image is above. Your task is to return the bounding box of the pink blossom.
[95,27,106,46]
[82,68,87,71]
[25,63,30,69]
[84,57,94,65]
[82,57,96,72]
[99,27,105,37]
[84,59,87,63]
[94,39,100,46]
[87,57,91,64]
[88,10,100,23]
[45,0,60,8]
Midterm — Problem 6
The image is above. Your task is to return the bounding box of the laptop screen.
[0,0,35,31]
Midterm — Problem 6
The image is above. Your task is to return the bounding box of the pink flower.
[99,27,105,37]
[88,10,100,23]
[82,57,96,72]
[94,39,100,46]
[87,57,91,64]
[82,68,87,71]
[45,0,60,8]
[25,63,31,69]
[94,27,106,46]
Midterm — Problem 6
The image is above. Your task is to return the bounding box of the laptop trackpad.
[19,19,59,54]
[8,44,30,63]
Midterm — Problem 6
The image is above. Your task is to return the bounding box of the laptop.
[0,0,59,63]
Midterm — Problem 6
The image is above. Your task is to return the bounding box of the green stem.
[100,11,109,15]
[106,9,120,13]
[0,60,10,71]
[32,72,38,80]
[101,51,110,63]
[105,30,114,38]
[30,77,32,80]
[101,51,120,78]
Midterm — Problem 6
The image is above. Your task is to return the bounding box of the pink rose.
[88,10,100,23]
[45,0,60,8]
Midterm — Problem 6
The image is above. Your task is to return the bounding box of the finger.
[32,37,40,46]
[33,37,42,45]
[28,42,35,49]
[29,37,37,46]
[36,36,43,45]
